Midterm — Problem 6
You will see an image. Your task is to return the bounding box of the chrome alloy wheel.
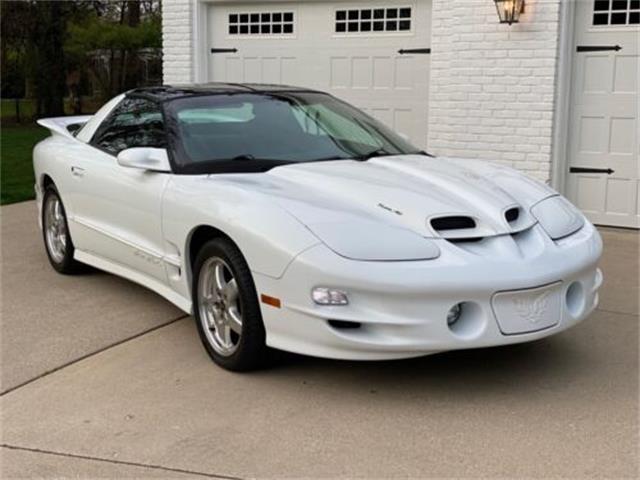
[44,194,68,263]
[197,257,243,356]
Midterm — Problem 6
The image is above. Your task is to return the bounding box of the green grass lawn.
[1,98,36,122]
[1,125,49,205]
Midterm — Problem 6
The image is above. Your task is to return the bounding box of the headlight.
[312,287,349,305]
[305,220,440,261]
[531,195,584,240]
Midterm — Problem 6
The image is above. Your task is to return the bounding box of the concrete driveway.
[1,201,638,478]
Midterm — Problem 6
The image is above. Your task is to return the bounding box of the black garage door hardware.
[398,48,431,54]
[576,45,622,52]
[210,48,238,54]
[570,167,615,174]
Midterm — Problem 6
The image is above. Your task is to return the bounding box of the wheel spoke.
[213,262,226,292]
[206,312,216,330]
[226,307,243,334]
[222,278,238,304]
[202,294,214,309]
[54,200,63,222]
[217,324,232,347]
[46,203,55,227]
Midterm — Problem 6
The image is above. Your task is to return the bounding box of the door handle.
[71,166,85,177]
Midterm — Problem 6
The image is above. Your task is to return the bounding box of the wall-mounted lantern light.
[494,0,525,25]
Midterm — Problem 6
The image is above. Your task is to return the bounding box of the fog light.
[447,303,463,325]
[312,287,349,305]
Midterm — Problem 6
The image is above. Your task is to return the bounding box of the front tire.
[192,238,268,371]
[42,185,82,274]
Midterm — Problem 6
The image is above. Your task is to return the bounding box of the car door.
[68,96,170,284]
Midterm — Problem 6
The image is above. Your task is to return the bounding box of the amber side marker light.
[261,294,282,308]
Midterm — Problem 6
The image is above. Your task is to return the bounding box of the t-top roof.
[127,83,325,101]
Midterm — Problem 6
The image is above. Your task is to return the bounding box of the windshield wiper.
[354,149,435,161]
[226,154,292,162]
[353,148,395,161]
[412,150,435,157]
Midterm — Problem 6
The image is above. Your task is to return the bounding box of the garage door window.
[335,7,412,33]
[229,12,294,35]
[593,0,640,25]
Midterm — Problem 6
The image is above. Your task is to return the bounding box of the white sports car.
[34,84,603,371]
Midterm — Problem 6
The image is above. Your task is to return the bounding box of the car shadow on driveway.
[266,334,598,394]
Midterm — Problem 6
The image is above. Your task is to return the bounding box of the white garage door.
[566,0,639,228]
[207,1,432,148]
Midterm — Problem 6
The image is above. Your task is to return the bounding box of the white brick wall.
[427,0,562,182]
[162,0,194,85]
[162,0,563,181]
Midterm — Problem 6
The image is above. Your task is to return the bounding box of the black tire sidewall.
[192,238,267,371]
[42,186,77,274]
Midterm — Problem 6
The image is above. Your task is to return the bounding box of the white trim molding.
[550,0,576,193]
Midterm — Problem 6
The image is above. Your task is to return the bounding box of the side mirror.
[117,147,171,173]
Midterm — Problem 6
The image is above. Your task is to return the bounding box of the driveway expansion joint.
[0,314,190,397]
[1,444,243,479]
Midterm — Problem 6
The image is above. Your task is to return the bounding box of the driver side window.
[91,97,166,155]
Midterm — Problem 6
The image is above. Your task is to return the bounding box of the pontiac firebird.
[33,84,603,371]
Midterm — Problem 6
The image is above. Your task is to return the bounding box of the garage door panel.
[566,0,639,228]
[261,57,281,83]
[372,56,393,88]
[581,55,612,93]
[577,115,607,153]
[613,55,638,93]
[605,178,634,215]
[573,174,605,213]
[609,117,636,155]
[207,1,432,148]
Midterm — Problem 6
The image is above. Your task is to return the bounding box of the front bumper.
[254,222,603,360]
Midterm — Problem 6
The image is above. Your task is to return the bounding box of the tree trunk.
[31,1,67,117]
[124,0,142,89]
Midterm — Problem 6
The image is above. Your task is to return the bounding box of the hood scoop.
[505,207,520,223]
[428,215,487,241]
[430,216,476,231]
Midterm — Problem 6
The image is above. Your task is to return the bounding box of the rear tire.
[42,185,83,274]
[192,238,269,371]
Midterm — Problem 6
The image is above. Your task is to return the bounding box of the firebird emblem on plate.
[513,291,551,324]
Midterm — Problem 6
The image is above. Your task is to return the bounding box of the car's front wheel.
[192,238,268,371]
[42,185,82,274]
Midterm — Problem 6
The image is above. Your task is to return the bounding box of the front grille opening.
[430,216,476,231]
[328,320,361,330]
[505,207,520,223]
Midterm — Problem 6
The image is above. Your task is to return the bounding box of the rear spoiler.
[37,115,92,139]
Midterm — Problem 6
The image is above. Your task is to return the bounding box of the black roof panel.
[127,83,324,101]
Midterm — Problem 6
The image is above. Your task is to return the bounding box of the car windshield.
[165,92,423,174]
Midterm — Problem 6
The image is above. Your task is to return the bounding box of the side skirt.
[74,249,193,314]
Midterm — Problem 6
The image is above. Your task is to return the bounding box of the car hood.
[217,155,556,241]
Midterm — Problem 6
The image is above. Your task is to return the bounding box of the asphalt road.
[1,201,638,478]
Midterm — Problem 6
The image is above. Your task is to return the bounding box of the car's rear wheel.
[42,185,82,274]
[192,238,268,371]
